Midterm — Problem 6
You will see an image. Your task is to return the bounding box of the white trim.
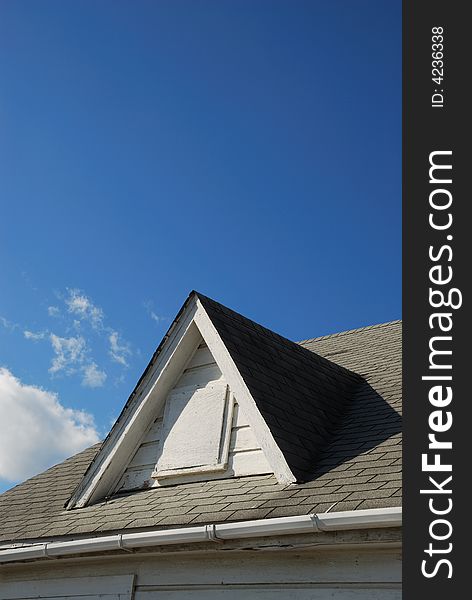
[0,507,402,564]
[219,389,235,467]
[67,299,201,508]
[194,300,296,484]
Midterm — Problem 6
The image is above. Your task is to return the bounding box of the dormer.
[67,292,360,509]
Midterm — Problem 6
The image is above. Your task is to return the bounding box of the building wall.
[0,537,402,599]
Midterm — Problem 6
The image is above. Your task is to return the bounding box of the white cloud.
[108,331,131,367]
[63,288,131,371]
[144,300,165,326]
[24,330,47,341]
[150,311,164,324]
[4,288,129,392]
[48,334,107,387]
[65,289,104,330]
[0,368,99,483]
[1,316,18,331]
[82,363,107,388]
[49,334,87,375]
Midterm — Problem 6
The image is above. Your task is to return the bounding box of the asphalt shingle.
[0,312,401,545]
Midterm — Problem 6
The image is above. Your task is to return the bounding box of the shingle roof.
[0,314,401,545]
[196,293,362,481]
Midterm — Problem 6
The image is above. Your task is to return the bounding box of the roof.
[196,293,362,481]
[0,308,401,545]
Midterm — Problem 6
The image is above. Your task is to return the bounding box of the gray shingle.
[0,312,401,545]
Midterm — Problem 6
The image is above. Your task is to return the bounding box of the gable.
[66,291,363,509]
[115,342,272,493]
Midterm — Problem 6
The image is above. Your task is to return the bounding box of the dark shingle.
[196,293,363,481]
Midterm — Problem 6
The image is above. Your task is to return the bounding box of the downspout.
[0,506,401,564]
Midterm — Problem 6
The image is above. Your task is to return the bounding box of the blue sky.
[0,1,401,492]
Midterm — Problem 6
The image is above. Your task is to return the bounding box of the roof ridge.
[299,319,402,344]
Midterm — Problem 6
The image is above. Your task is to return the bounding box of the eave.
[0,507,402,565]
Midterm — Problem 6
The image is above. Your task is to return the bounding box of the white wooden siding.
[173,364,223,389]
[135,589,400,599]
[115,345,272,493]
[0,574,134,599]
[0,546,401,599]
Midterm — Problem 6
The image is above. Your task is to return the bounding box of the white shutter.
[154,382,233,478]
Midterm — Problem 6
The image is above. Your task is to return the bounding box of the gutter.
[0,506,401,565]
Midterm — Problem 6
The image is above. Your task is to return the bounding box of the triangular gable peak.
[114,339,274,493]
[67,292,361,509]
